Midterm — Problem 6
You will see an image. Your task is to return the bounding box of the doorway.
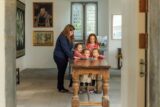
[0,0,150,107]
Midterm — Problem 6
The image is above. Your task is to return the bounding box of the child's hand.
[99,55,105,59]
[74,56,80,59]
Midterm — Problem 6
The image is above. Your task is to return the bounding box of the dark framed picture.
[16,0,25,58]
[33,31,54,46]
[33,2,53,27]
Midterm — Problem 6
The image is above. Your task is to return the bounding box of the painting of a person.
[35,7,51,27]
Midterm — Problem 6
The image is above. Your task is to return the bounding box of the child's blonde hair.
[92,48,100,55]
[82,48,90,54]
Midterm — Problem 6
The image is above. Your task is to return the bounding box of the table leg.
[72,72,80,107]
[96,74,102,93]
[102,72,109,107]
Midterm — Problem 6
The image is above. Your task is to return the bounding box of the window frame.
[71,2,98,43]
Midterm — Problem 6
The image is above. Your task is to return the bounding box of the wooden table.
[71,59,110,107]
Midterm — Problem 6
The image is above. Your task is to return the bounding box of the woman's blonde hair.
[86,33,99,44]
[61,24,75,43]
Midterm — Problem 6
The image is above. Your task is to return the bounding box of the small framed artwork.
[112,14,122,39]
[33,31,54,46]
[16,0,25,58]
[33,2,53,27]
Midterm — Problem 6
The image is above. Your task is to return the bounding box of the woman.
[53,24,75,93]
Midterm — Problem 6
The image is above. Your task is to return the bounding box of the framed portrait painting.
[33,2,53,27]
[33,31,54,46]
[16,0,25,58]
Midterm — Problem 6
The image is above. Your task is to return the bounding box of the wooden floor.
[16,68,121,107]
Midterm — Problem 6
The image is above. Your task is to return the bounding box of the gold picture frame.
[33,31,53,46]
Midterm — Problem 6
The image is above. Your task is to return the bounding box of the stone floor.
[16,68,121,107]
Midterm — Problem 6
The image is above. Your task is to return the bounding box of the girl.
[91,48,104,88]
[82,49,91,59]
[86,33,100,51]
[79,49,92,92]
[73,43,85,59]
[69,43,84,87]
[92,48,104,60]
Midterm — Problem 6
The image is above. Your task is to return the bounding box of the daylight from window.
[71,2,97,41]
[112,15,122,39]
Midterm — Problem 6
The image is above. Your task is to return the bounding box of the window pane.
[112,15,122,39]
[86,3,97,37]
[71,2,98,41]
[71,3,83,40]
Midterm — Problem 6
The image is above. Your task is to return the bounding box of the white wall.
[108,0,122,68]
[16,0,109,69]
[1,0,17,106]
[121,0,140,107]
[0,0,6,106]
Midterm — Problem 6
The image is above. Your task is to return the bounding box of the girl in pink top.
[86,33,100,51]
[92,48,104,59]
[69,43,84,87]
[80,49,92,88]
[82,49,91,59]
[74,43,85,59]
[91,48,104,87]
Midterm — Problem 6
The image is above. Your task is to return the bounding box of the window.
[71,2,98,42]
[112,14,122,39]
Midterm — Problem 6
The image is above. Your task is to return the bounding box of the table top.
[71,59,110,69]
